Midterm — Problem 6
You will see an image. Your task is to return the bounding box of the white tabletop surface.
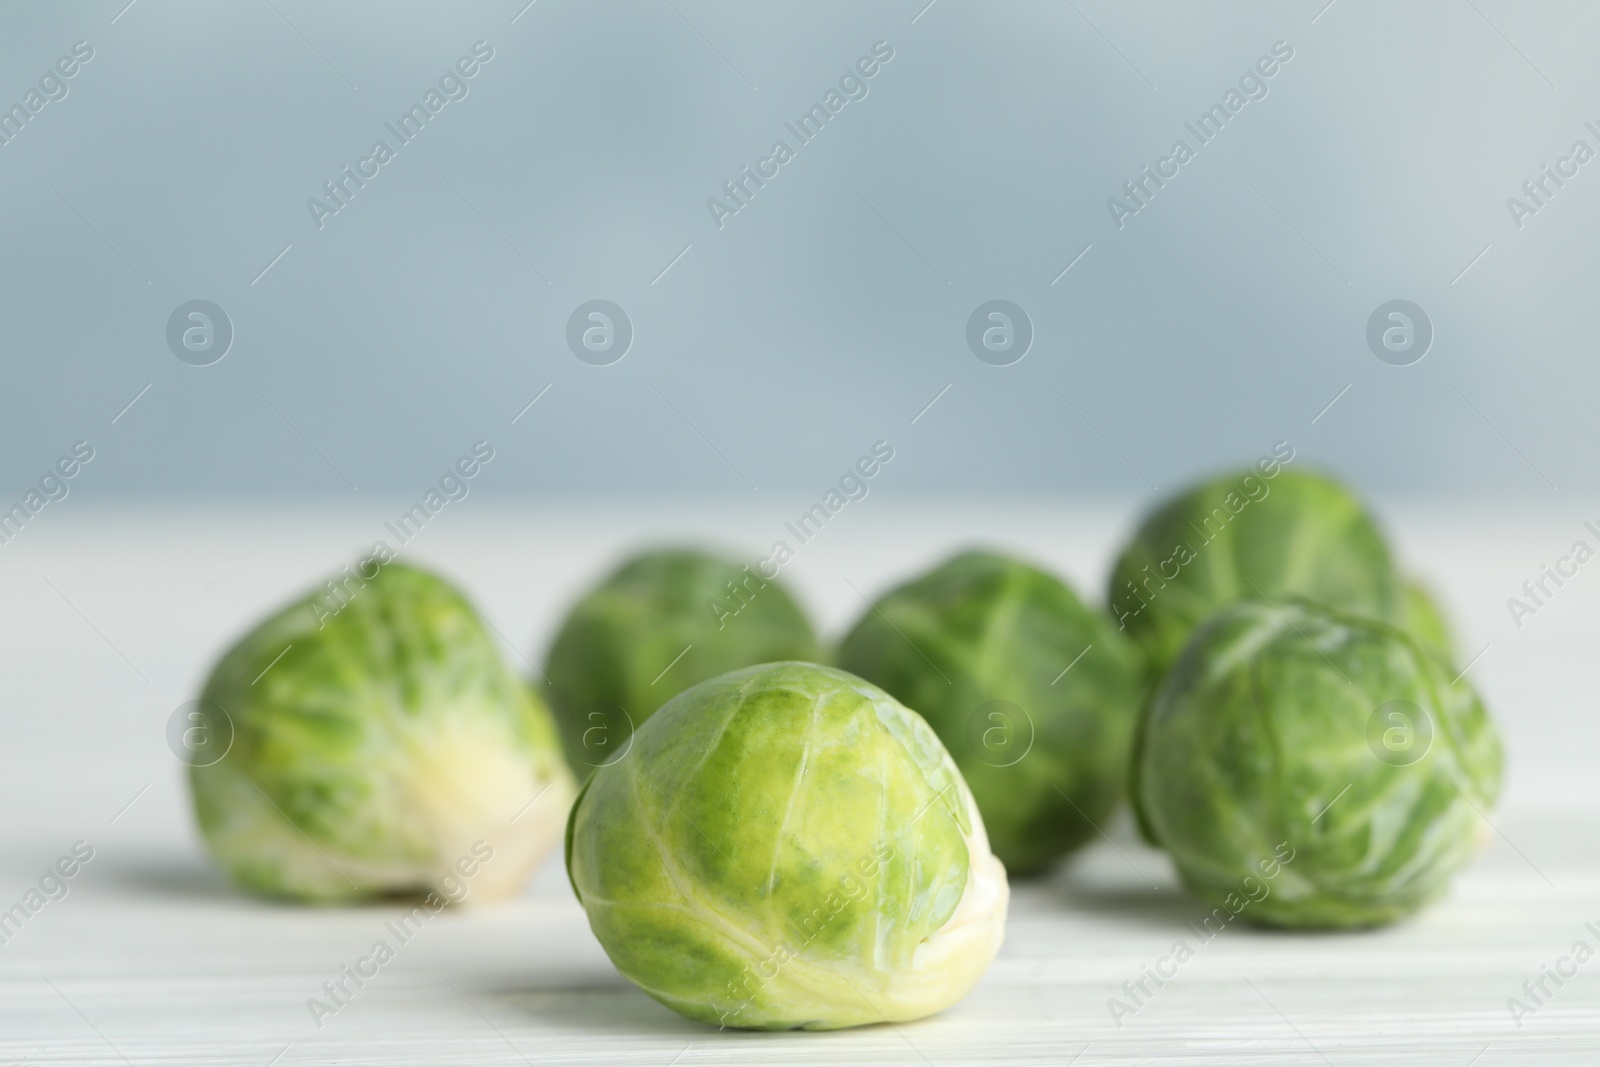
[0,500,1594,1065]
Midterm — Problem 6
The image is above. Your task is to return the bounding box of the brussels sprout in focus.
[1401,576,1455,663]
[190,562,577,904]
[1109,466,1401,677]
[543,548,818,770]
[566,662,1009,1030]
[835,550,1145,876]
[1134,599,1502,928]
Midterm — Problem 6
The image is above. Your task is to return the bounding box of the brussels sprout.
[544,548,818,771]
[1109,467,1401,677]
[835,550,1146,876]
[1401,576,1455,663]
[566,662,1009,1030]
[190,562,577,904]
[1134,599,1502,928]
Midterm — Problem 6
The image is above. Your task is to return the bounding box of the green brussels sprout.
[835,550,1146,876]
[544,548,818,771]
[190,562,577,904]
[1133,599,1502,928]
[566,662,1009,1030]
[1109,467,1401,677]
[1401,576,1455,663]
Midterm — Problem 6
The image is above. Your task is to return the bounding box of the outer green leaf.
[544,548,818,771]
[190,562,576,903]
[1134,599,1502,928]
[566,662,1008,1030]
[1401,576,1456,665]
[1109,467,1401,677]
[835,550,1146,876]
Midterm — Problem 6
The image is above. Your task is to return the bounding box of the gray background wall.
[1,0,1593,501]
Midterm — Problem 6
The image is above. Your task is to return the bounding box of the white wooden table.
[1,502,1594,1064]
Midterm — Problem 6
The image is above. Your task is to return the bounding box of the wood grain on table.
[1,504,1593,1064]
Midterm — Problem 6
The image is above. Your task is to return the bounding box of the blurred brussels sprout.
[190,562,576,904]
[835,550,1145,876]
[1109,467,1401,677]
[566,662,1008,1030]
[1401,576,1455,663]
[1134,599,1502,928]
[543,548,818,771]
